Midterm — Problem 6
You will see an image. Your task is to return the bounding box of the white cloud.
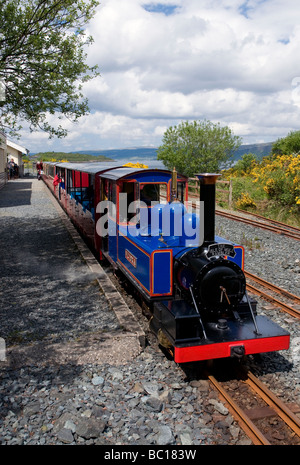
[19,0,300,153]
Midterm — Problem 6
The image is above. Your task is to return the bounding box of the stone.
[132,382,144,393]
[229,425,240,439]
[57,428,74,444]
[156,426,175,445]
[23,402,40,416]
[145,396,163,412]
[75,418,106,439]
[108,368,123,380]
[92,376,104,386]
[180,432,193,445]
[53,412,76,433]
[64,420,76,433]
[209,399,229,415]
[192,380,210,392]
[159,389,171,403]
[92,406,107,418]
[81,409,92,418]
[142,382,160,397]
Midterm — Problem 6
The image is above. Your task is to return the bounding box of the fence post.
[229,179,233,210]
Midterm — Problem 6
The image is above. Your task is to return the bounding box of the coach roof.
[54,161,123,174]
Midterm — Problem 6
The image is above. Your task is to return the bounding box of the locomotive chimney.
[195,173,220,245]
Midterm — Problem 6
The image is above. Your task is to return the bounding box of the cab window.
[140,183,166,205]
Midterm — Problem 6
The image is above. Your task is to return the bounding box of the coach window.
[48,165,55,178]
[59,169,65,189]
[66,169,73,194]
[82,174,94,213]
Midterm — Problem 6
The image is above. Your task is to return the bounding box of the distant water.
[76,148,166,169]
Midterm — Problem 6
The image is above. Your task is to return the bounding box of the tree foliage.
[233,153,258,176]
[272,130,300,156]
[0,0,99,138]
[157,120,241,177]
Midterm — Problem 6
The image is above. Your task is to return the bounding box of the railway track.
[207,368,300,445]
[214,207,300,317]
[216,209,300,241]
[237,209,300,235]
[244,271,300,319]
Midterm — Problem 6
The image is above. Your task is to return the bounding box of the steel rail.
[236,209,300,234]
[207,373,271,445]
[244,371,300,438]
[244,271,300,305]
[246,283,300,319]
[216,210,300,241]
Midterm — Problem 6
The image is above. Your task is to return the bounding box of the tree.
[272,130,300,156]
[234,153,257,175]
[157,120,242,177]
[0,0,99,138]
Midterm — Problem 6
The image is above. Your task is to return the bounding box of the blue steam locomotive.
[43,161,290,363]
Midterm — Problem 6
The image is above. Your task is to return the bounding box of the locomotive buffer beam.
[151,298,290,363]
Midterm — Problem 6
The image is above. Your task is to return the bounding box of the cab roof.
[99,167,186,182]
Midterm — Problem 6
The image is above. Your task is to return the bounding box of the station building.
[0,131,28,190]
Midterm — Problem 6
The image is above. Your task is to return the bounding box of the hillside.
[76,143,274,162]
[30,151,113,162]
[76,147,158,161]
[30,142,274,164]
[232,142,273,161]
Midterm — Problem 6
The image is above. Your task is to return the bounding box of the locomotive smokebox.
[195,173,220,245]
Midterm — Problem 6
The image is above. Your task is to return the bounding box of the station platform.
[0,177,144,368]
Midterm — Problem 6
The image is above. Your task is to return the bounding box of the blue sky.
[143,3,178,15]
[19,0,300,153]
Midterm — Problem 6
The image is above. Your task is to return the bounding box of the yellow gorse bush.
[234,153,300,208]
[124,162,148,168]
[235,192,257,210]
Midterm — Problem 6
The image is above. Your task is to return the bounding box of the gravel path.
[0,178,299,446]
[0,178,122,346]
